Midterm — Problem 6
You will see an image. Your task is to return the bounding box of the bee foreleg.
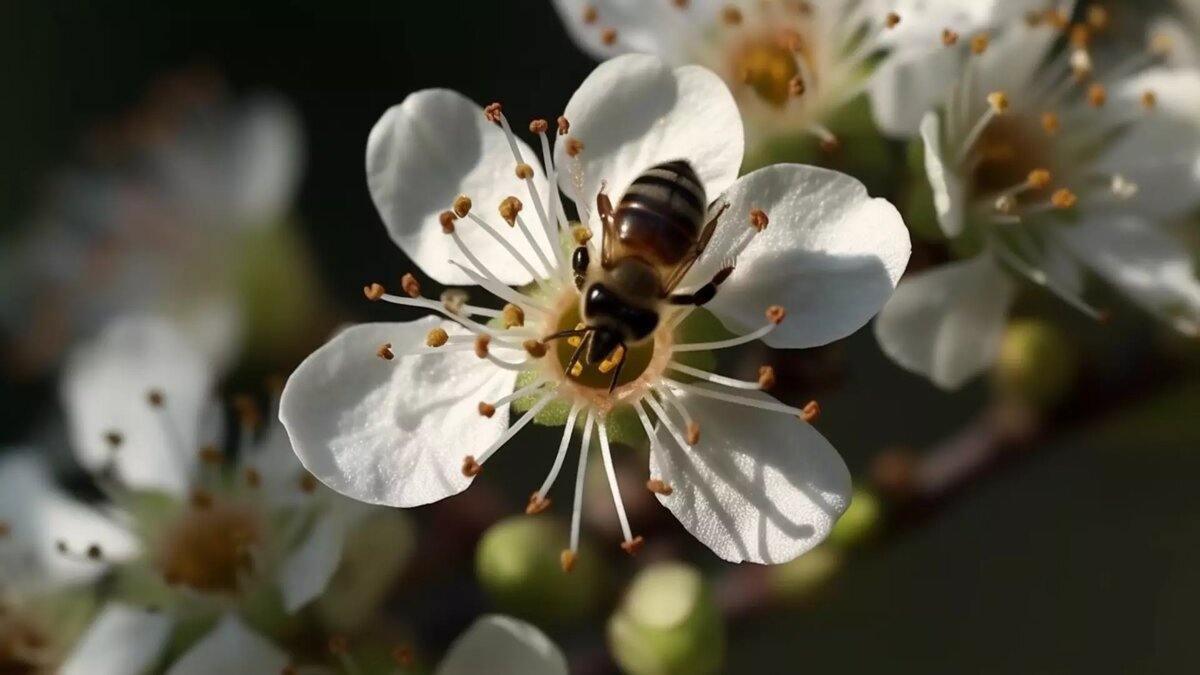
[607,345,627,394]
[668,264,735,306]
[565,331,592,377]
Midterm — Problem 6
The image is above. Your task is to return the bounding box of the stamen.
[502,304,526,329]
[673,305,784,353]
[1051,188,1078,209]
[600,27,618,46]
[992,245,1107,321]
[801,400,821,422]
[463,213,548,284]
[426,327,449,347]
[942,29,959,46]
[758,365,777,390]
[474,393,556,466]
[970,34,989,55]
[376,343,394,361]
[534,402,584,506]
[956,91,1008,166]
[566,138,585,158]
[885,12,900,28]
[400,273,421,299]
[656,386,696,442]
[582,5,598,24]
[453,195,472,218]
[749,207,769,231]
[449,260,550,315]
[462,456,482,477]
[1087,83,1107,108]
[484,377,550,410]
[363,283,386,301]
[557,116,570,135]
[664,379,808,417]
[667,361,766,390]
[566,411,596,565]
[478,402,496,418]
[646,479,673,496]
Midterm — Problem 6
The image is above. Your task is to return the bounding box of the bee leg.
[564,331,592,378]
[668,265,735,306]
[572,245,590,289]
[542,328,588,342]
[607,345,627,394]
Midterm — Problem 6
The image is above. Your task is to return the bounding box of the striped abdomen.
[615,160,706,267]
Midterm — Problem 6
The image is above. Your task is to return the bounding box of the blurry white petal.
[166,615,288,675]
[60,603,173,675]
[921,111,967,238]
[555,54,743,224]
[870,47,961,138]
[700,164,910,349]
[61,316,218,496]
[549,0,703,62]
[278,501,368,613]
[437,615,568,675]
[279,319,517,508]
[874,255,1016,390]
[0,453,137,588]
[367,89,552,286]
[1058,214,1200,336]
[650,390,851,564]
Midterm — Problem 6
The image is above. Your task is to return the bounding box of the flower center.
[0,612,50,675]
[968,115,1055,207]
[732,38,804,108]
[155,498,261,594]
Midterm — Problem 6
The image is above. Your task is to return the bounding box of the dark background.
[2,1,1198,673]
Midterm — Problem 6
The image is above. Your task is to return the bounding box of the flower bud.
[475,516,603,623]
[993,319,1076,410]
[766,545,842,605]
[827,487,881,549]
[608,562,725,675]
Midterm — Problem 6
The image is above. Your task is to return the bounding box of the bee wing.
[597,188,618,268]
[660,202,725,295]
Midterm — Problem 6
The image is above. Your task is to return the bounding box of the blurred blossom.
[280,53,912,566]
[993,318,1078,409]
[1155,0,1200,67]
[0,70,306,375]
[0,454,132,673]
[550,0,1049,150]
[607,562,724,675]
[875,9,1200,390]
[55,316,404,667]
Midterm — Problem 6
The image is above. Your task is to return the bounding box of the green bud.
[766,545,843,605]
[827,487,881,549]
[993,319,1076,409]
[475,516,604,623]
[608,562,725,675]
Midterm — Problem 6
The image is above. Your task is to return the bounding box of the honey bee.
[546,160,734,392]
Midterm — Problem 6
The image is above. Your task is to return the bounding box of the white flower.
[0,453,137,674]
[549,0,1051,144]
[875,13,1200,390]
[280,54,910,565]
[56,315,381,668]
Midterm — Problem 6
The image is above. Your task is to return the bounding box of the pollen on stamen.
[686,422,701,446]
[801,400,821,422]
[400,273,422,299]
[474,335,491,359]
[526,492,552,514]
[1028,169,1052,190]
[502,303,526,329]
[462,456,482,477]
[598,345,626,374]
[942,28,959,46]
[885,12,901,28]
[452,195,473,218]
[568,323,586,347]
[560,549,577,573]
[1052,188,1078,210]
[499,196,523,226]
[442,289,469,315]
[1046,8,1070,30]
[566,138,585,158]
[364,282,386,301]
[987,91,1009,113]
[721,6,743,25]
[478,402,496,418]
[557,116,570,135]
[1069,24,1091,48]
[515,162,534,180]
[600,27,618,46]
[646,479,673,496]
[439,211,457,234]
[1087,83,1107,108]
[620,536,645,555]
[483,102,503,124]
[766,305,787,325]
[376,343,395,361]
[147,389,165,407]
[1086,6,1109,30]
[572,225,593,244]
[426,327,449,348]
[1141,91,1157,109]
[757,365,777,390]
[1041,112,1060,135]
[1151,32,1174,58]
[749,208,769,231]
[523,339,547,359]
[970,34,989,55]
[198,445,223,465]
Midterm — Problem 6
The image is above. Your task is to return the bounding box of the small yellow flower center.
[733,39,802,107]
[155,500,261,594]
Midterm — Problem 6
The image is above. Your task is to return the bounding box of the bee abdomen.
[616,161,707,266]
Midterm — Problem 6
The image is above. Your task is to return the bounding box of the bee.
[546,160,734,392]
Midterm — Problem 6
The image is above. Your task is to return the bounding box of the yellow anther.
[766,305,786,324]
[885,12,900,28]
[1027,169,1052,189]
[942,28,959,46]
[1051,188,1078,209]
[478,402,496,418]
[646,479,674,496]
[502,303,526,328]
[987,91,1009,112]
[749,207,769,231]
[439,210,456,234]
[483,102,503,123]
[598,344,626,374]
[376,343,394,361]
[572,225,593,244]
[1151,32,1174,57]
[801,400,821,423]
[582,4,598,23]
[462,456,482,477]
[1141,91,1157,109]
[970,34,989,55]
[561,549,577,573]
[686,422,701,445]
[363,282,386,301]
[1041,112,1060,135]
[757,365,777,390]
[529,119,549,134]
[557,116,570,135]
[401,272,422,298]
[1087,83,1107,107]
[474,334,491,359]
[426,327,449,348]
[620,536,645,555]
[515,163,534,180]
[452,195,472,218]
[499,196,523,225]
[1086,6,1108,30]
[526,492,552,514]
[600,27,618,45]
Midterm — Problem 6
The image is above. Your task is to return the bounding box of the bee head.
[586,326,624,366]
[583,282,659,344]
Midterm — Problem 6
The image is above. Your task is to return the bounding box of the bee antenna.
[542,328,589,342]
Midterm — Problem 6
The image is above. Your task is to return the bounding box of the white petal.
[165,615,289,675]
[241,421,309,509]
[437,615,568,675]
[649,389,851,564]
[1057,214,1200,336]
[920,110,968,238]
[0,453,137,588]
[549,0,701,62]
[555,54,743,226]
[1149,16,1200,69]
[874,254,1016,390]
[279,319,518,508]
[367,89,553,286]
[1099,67,1200,220]
[277,500,367,612]
[699,164,911,349]
[60,603,173,675]
[869,46,962,138]
[874,0,1047,50]
[60,316,218,496]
